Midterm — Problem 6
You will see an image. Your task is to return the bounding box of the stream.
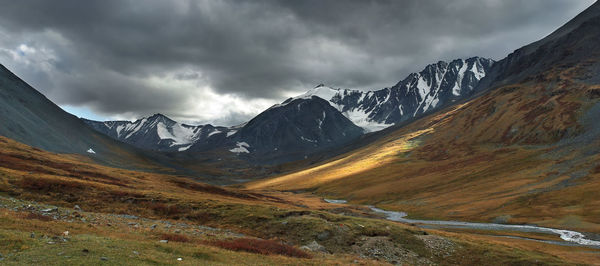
[324,199,600,248]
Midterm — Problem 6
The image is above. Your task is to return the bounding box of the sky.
[0,0,595,126]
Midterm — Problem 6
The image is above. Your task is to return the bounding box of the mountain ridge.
[83,113,234,152]
[280,57,494,132]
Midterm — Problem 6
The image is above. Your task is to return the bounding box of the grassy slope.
[246,63,600,235]
[0,136,576,265]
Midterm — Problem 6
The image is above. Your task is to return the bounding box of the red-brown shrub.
[20,212,53,222]
[15,176,85,192]
[209,238,311,259]
[144,202,184,217]
[159,233,190,243]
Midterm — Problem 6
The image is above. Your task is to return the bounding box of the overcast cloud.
[0,0,595,125]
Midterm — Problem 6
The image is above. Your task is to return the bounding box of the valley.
[1,1,600,265]
[2,136,589,265]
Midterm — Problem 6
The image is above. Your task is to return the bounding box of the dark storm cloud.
[0,0,595,125]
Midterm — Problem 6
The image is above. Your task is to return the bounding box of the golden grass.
[0,135,580,265]
[245,65,600,235]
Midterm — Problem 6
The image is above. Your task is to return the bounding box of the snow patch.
[471,61,485,79]
[156,122,199,146]
[300,86,339,101]
[115,125,125,138]
[342,109,391,133]
[229,142,250,153]
[452,60,469,96]
[178,145,192,151]
[416,75,430,99]
[300,136,317,143]
[86,148,96,154]
[208,130,222,137]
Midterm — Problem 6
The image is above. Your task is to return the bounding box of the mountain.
[288,57,494,132]
[214,96,364,163]
[83,114,234,152]
[83,57,492,164]
[248,2,600,236]
[82,96,363,164]
[0,64,165,169]
[478,2,600,91]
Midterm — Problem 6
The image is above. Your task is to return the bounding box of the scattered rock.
[41,208,58,213]
[63,231,69,236]
[159,240,169,243]
[133,251,139,255]
[150,224,157,229]
[317,230,331,241]
[281,221,288,225]
[300,240,328,253]
[74,205,82,211]
[417,235,456,258]
[100,256,108,261]
[47,241,56,245]
[177,257,183,261]
[119,214,139,219]
[352,236,432,265]
[30,232,35,238]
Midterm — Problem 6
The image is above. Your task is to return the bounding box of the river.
[323,199,600,247]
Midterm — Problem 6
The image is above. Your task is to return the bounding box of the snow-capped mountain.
[212,96,363,163]
[289,57,494,132]
[84,57,493,159]
[83,114,234,152]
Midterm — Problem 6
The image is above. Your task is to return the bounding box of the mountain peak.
[145,113,175,123]
[301,85,339,100]
[148,113,168,119]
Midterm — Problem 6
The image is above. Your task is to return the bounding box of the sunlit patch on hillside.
[246,128,433,190]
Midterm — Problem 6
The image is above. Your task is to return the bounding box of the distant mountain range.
[83,57,493,160]
[83,114,236,152]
